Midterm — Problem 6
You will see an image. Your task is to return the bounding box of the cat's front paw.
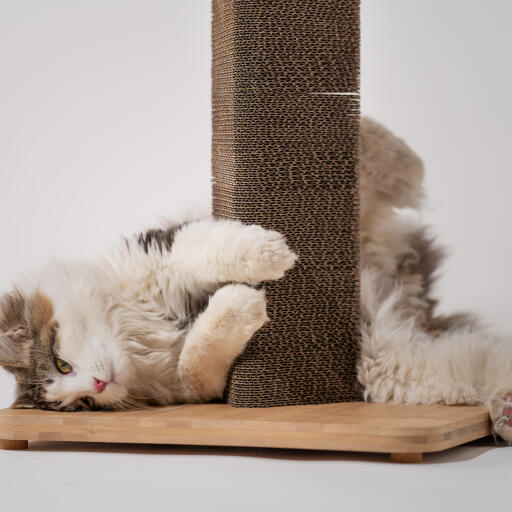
[490,394,512,444]
[243,226,298,284]
[212,284,269,340]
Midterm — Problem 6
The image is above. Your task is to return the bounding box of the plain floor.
[0,436,508,511]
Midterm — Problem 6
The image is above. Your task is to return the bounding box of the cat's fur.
[358,118,512,442]
[1,117,511,442]
[0,222,297,410]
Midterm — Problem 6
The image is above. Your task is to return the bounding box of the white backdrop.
[362,0,512,338]
[0,0,511,410]
[1,3,511,512]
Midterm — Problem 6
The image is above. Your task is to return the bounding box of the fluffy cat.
[1,117,511,443]
[0,222,297,410]
[357,118,512,443]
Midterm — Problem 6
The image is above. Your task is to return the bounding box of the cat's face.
[0,287,131,411]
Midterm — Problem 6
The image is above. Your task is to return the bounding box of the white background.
[0,1,511,510]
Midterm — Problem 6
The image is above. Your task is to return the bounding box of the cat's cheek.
[43,381,62,403]
[44,377,80,404]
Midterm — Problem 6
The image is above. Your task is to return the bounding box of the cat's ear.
[0,326,31,369]
[0,292,30,369]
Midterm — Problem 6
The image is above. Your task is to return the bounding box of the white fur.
[18,219,296,408]
[359,268,512,406]
[178,284,268,401]
[358,117,512,442]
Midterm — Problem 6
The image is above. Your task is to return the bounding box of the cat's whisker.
[21,386,42,393]
[127,393,163,400]
[18,382,46,392]
[117,402,138,411]
[118,397,157,411]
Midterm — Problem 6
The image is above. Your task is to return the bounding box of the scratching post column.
[212,0,361,407]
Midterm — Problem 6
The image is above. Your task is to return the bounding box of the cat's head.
[0,276,131,411]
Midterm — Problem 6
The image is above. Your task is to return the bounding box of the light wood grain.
[0,402,491,455]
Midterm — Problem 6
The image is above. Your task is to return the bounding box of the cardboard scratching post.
[212,0,361,407]
[0,1,492,461]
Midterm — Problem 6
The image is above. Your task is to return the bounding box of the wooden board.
[0,402,491,457]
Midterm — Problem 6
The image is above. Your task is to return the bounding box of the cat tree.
[0,0,490,462]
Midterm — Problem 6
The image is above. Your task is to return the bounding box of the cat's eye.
[55,358,73,374]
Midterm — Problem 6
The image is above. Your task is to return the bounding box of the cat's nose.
[93,377,108,394]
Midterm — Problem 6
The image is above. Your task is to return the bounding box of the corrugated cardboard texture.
[212,0,361,407]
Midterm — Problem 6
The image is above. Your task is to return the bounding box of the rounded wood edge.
[390,452,423,464]
[0,439,28,450]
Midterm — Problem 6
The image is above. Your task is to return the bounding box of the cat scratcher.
[212,0,361,407]
[0,0,492,461]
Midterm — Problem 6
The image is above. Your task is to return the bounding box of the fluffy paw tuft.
[243,226,298,283]
[210,284,269,340]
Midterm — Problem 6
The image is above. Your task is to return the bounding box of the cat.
[357,117,512,443]
[0,221,297,411]
[1,117,511,443]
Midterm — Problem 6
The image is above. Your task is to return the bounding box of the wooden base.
[0,439,28,450]
[390,452,423,463]
[0,402,490,460]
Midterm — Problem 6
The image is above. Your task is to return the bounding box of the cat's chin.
[90,382,128,408]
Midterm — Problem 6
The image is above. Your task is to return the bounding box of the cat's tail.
[358,268,512,412]
[359,117,424,229]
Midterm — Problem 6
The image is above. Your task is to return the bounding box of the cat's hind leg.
[490,394,512,444]
[170,219,297,287]
[177,283,268,402]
